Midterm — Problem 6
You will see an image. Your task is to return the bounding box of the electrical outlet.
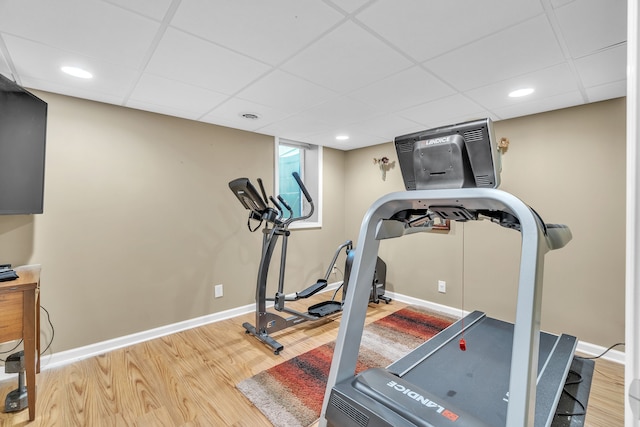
[214,284,223,298]
[438,280,446,293]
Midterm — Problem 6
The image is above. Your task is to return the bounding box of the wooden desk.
[0,265,40,421]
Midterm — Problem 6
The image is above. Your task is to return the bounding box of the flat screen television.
[0,73,47,214]
[395,118,501,191]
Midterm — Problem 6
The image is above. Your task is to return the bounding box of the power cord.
[553,342,624,420]
[331,267,344,301]
[0,341,23,362]
[40,305,55,355]
[576,342,624,360]
[0,305,55,363]
[555,370,586,417]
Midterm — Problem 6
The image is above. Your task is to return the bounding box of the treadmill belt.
[328,314,593,427]
[389,314,577,427]
[399,317,559,426]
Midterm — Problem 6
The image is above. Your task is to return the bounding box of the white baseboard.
[0,301,259,383]
[385,291,470,319]
[0,286,623,383]
[576,339,625,364]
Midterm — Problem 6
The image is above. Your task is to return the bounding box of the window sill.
[289,221,322,230]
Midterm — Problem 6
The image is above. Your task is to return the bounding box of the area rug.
[236,306,455,427]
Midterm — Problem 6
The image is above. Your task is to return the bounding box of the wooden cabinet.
[0,265,40,421]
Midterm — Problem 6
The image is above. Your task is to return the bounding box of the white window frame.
[274,137,322,229]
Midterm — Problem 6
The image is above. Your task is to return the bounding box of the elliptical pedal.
[308,300,342,317]
[296,279,327,299]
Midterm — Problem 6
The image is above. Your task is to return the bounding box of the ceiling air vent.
[240,112,260,120]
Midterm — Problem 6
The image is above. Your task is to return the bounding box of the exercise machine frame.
[320,188,581,427]
[230,173,389,355]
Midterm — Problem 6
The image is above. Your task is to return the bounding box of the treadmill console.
[393,119,541,234]
[395,118,502,191]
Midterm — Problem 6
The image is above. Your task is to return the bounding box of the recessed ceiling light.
[240,112,261,120]
[508,88,534,98]
[336,135,349,141]
[61,66,93,79]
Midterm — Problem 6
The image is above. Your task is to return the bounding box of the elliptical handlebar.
[284,171,314,226]
[322,240,353,281]
[257,178,269,206]
[277,195,293,218]
[292,172,312,203]
[269,196,284,218]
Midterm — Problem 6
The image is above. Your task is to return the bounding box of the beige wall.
[0,91,625,354]
[0,91,346,353]
[344,98,626,347]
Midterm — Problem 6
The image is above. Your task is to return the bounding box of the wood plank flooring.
[0,296,625,426]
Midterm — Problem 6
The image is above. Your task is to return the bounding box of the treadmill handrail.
[319,188,572,427]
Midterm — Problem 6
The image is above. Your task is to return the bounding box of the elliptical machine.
[229,172,389,355]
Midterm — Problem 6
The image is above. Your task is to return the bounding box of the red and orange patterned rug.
[236,305,455,427]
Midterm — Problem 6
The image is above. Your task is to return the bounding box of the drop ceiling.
[0,0,627,150]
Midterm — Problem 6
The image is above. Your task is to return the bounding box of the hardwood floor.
[0,296,625,426]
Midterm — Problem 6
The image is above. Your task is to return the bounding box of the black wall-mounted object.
[0,73,47,215]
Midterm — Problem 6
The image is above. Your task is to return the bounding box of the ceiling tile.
[301,96,386,127]
[328,0,371,14]
[0,53,12,79]
[398,94,493,128]
[127,73,230,118]
[21,75,127,107]
[102,0,174,21]
[305,130,388,150]
[574,44,627,89]
[553,0,627,59]
[125,101,201,122]
[344,114,425,140]
[199,115,270,134]
[464,63,579,110]
[585,80,626,103]
[281,21,413,93]
[491,91,584,119]
[145,28,271,95]
[347,66,456,113]
[171,0,344,66]
[355,0,544,62]
[3,34,138,100]
[424,15,565,92]
[550,0,574,7]
[236,70,339,114]
[0,0,160,69]
[257,113,334,142]
[201,97,290,132]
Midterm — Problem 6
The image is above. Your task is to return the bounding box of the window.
[275,138,322,228]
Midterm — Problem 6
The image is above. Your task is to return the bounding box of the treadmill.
[319,119,593,427]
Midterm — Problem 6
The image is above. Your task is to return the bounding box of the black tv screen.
[0,73,47,215]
